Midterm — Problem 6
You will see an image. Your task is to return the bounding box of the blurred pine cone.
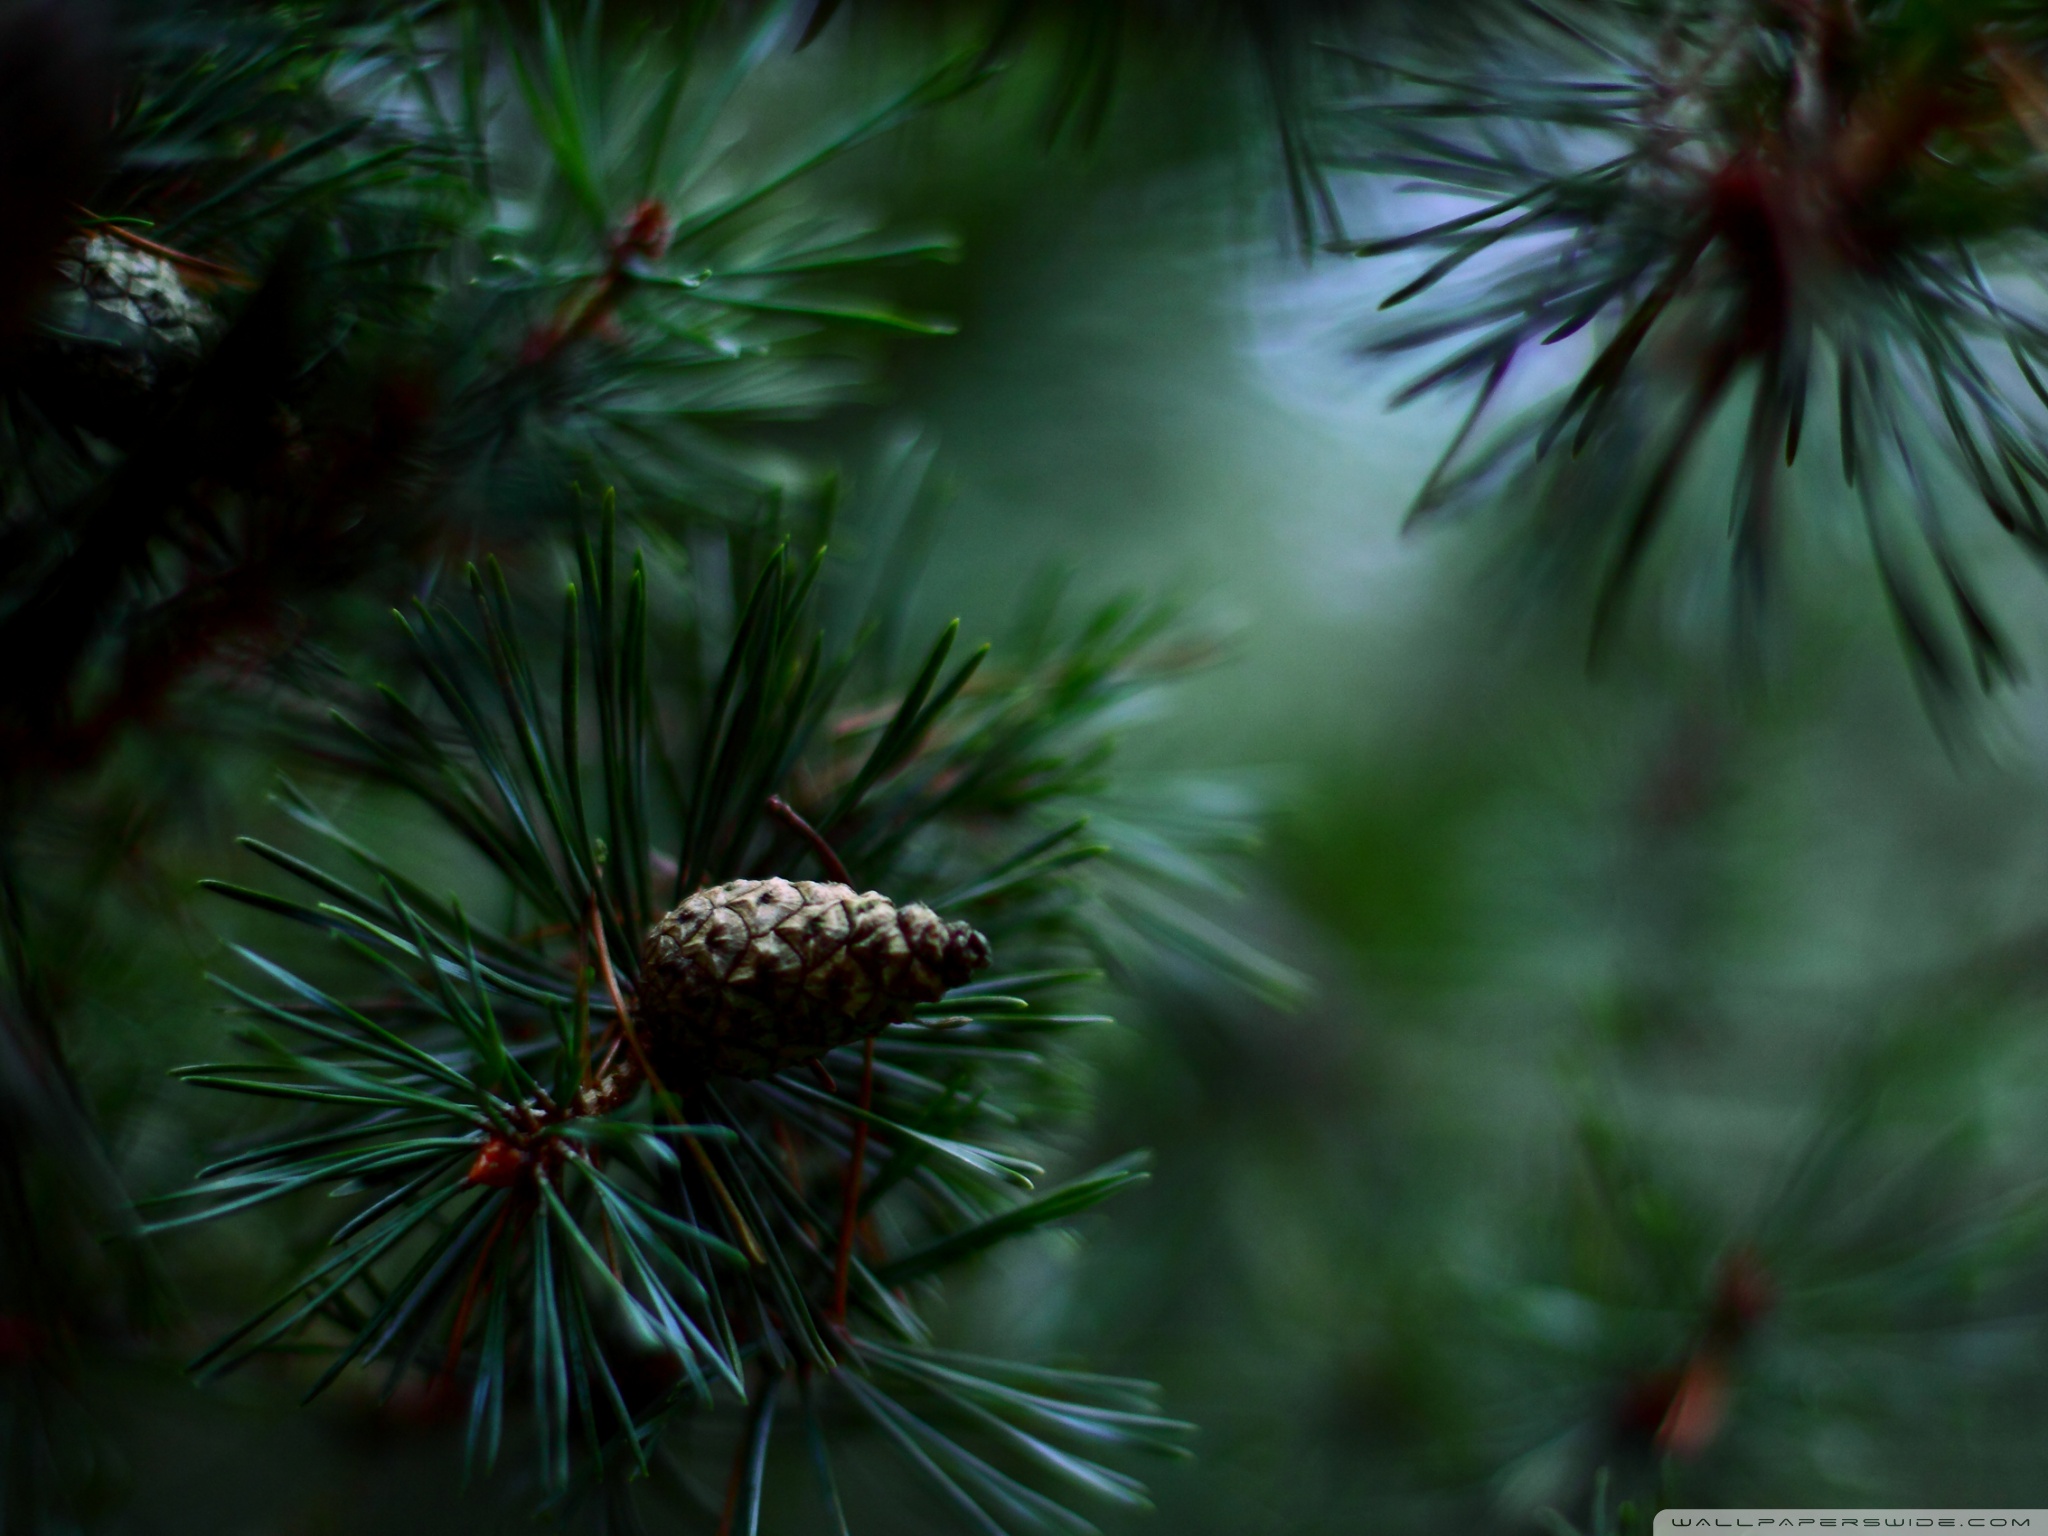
[26,234,219,443]
[58,235,215,377]
[637,878,991,1080]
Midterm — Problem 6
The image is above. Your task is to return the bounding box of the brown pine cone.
[635,878,991,1080]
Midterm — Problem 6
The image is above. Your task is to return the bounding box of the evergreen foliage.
[18,2,2048,1534]
[1324,0,2048,690]
[1,0,990,769]
[154,494,1211,1523]
[0,2,1277,1529]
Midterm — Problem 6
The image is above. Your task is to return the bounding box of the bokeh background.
[29,5,2048,1532]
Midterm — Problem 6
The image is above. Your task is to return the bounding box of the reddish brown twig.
[766,794,851,885]
[587,894,636,1055]
[521,199,671,368]
[437,1196,521,1387]
[573,904,594,1089]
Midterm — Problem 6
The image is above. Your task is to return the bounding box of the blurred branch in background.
[1320,0,2048,699]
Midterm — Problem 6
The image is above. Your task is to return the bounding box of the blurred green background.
[807,33,2048,1531]
[47,11,2048,1532]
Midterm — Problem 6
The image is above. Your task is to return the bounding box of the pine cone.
[57,235,215,378]
[636,878,991,1080]
[34,234,218,439]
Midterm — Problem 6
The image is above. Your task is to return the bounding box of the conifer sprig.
[428,0,981,527]
[156,498,1211,1526]
[1,0,975,773]
[1328,0,2048,689]
[1438,1011,2048,1526]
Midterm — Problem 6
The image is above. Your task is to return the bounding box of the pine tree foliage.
[1,0,974,774]
[0,4,1291,1530]
[1058,674,2048,1533]
[43,3,2048,1534]
[421,1,978,526]
[1323,0,2048,689]
[141,483,1244,1525]
[1478,1049,2045,1524]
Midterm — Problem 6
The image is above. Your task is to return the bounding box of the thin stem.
[438,1195,519,1386]
[588,892,635,1041]
[767,795,851,885]
[829,1037,876,1325]
[74,207,251,282]
[573,905,593,1090]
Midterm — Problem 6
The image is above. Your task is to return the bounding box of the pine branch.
[159,491,1234,1525]
[1324,0,2048,692]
